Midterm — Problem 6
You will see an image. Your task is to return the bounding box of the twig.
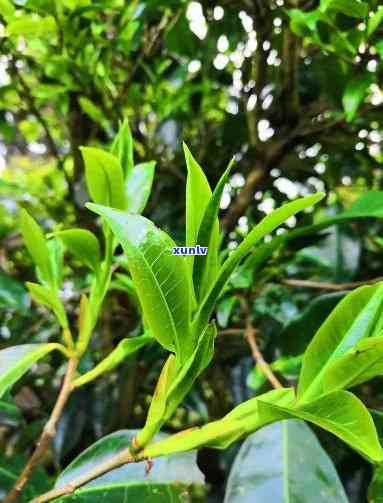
[245,317,282,390]
[282,277,383,291]
[30,449,146,503]
[3,358,79,503]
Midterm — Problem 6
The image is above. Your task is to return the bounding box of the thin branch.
[282,277,383,291]
[245,316,282,389]
[3,358,79,503]
[31,449,146,503]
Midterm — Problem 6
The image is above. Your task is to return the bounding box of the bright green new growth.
[5,121,383,503]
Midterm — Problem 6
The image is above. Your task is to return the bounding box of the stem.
[282,277,383,291]
[3,358,79,503]
[30,449,144,503]
[245,317,282,390]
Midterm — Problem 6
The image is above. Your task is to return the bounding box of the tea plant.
[2,123,383,502]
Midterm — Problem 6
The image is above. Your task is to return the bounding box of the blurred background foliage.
[1,0,383,501]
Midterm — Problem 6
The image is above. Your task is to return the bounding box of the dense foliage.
[2,0,383,502]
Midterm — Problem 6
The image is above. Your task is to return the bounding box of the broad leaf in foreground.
[224,420,348,503]
[53,430,203,502]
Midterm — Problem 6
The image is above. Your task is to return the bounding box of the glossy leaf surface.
[298,283,383,402]
[184,143,214,248]
[0,344,60,399]
[194,193,325,333]
[324,336,383,392]
[258,390,383,463]
[193,159,234,300]
[86,205,192,359]
[224,420,348,503]
[125,161,156,214]
[81,147,126,210]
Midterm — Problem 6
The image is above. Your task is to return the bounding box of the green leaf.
[73,334,152,388]
[144,389,295,457]
[47,238,64,291]
[0,273,29,312]
[86,205,192,360]
[258,390,383,463]
[224,420,348,503]
[324,336,383,392]
[298,283,383,402]
[0,454,50,502]
[20,209,53,287]
[193,193,325,334]
[6,14,57,38]
[342,74,373,122]
[125,162,156,214]
[81,147,126,210]
[193,158,235,301]
[0,0,15,21]
[78,97,108,128]
[0,344,61,399]
[111,119,134,178]
[369,462,383,502]
[26,282,68,329]
[55,229,101,273]
[0,397,22,427]
[368,6,383,36]
[321,0,368,18]
[184,143,214,248]
[53,430,203,502]
[135,323,216,449]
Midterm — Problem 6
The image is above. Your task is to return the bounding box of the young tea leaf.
[298,283,383,403]
[55,229,101,274]
[111,119,134,178]
[86,204,193,361]
[20,209,53,287]
[125,161,156,214]
[26,282,68,329]
[257,390,383,463]
[193,158,235,301]
[193,193,325,334]
[81,147,126,209]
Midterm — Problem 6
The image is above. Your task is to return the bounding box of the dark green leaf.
[224,420,348,503]
[0,273,29,312]
[342,74,373,122]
